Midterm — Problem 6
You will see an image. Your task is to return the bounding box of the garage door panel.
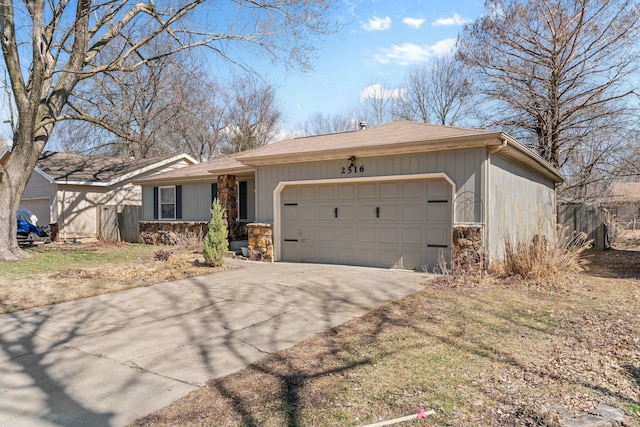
[380,182,400,199]
[300,205,319,221]
[282,186,299,202]
[427,226,450,246]
[357,205,378,220]
[337,205,355,220]
[402,203,425,221]
[402,181,424,198]
[428,181,450,198]
[338,184,356,199]
[427,201,450,221]
[300,186,317,200]
[337,225,356,242]
[356,247,377,266]
[357,225,377,243]
[379,248,401,268]
[318,185,336,200]
[317,246,338,263]
[402,226,425,245]
[379,204,400,221]
[282,204,300,221]
[358,183,376,199]
[379,226,400,244]
[318,226,337,241]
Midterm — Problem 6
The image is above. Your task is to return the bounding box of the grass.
[0,242,162,279]
[0,241,229,314]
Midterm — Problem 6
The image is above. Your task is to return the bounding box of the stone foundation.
[139,221,208,245]
[247,223,273,262]
[452,225,484,274]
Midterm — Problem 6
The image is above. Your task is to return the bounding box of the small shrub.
[154,249,172,262]
[203,200,228,267]
[491,227,592,288]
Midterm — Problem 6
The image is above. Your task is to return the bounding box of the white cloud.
[403,17,425,29]
[362,16,392,31]
[360,84,406,101]
[432,13,472,26]
[374,38,456,65]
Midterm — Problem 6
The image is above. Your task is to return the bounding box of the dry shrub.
[154,249,173,262]
[174,230,205,252]
[491,227,592,288]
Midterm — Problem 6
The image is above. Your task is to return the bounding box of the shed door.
[280,179,451,270]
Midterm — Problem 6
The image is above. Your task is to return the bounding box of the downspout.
[484,137,508,269]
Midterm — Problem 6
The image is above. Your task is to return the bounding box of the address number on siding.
[341,165,365,174]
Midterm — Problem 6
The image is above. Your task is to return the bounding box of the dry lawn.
[130,234,640,427]
[0,241,235,315]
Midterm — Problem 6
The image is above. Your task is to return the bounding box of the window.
[238,181,248,220]
[160,186,176,219]
[211,182,218,203]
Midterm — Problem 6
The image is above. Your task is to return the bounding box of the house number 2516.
[341,165,365,174]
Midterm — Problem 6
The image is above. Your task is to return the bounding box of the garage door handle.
[376,207,380,218]
[334,207,338,218]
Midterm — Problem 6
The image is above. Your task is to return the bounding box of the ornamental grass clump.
[492,226,592,288]
[203,200,228,267]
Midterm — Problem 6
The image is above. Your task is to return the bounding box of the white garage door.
[280,179,452,270]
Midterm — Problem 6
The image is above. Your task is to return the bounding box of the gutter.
[484,136,508,269]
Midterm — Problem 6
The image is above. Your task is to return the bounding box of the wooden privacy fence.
[557,202,612,251]
[97,204,142,243]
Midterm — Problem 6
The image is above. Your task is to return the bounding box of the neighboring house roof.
[236,121,563,183]
[134,152,254,185]
[33,151,197,186]
[606,182,640,203]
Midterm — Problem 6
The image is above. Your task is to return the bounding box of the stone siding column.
[217,174,237,240]
[452,225,484,274]
[247,223,273,262]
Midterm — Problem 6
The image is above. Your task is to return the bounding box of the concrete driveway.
[0,260,427,427]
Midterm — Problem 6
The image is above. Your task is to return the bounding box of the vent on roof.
[358,121,368,130]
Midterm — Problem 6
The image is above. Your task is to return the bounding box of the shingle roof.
[37,151,188,184]
[134,152,251,184]
[237,121,501,164]
[608,182,640,202]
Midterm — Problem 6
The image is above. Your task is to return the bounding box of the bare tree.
[303,110,361,136]
[457,0,640,174]
[220,76,282,153]
[360,82,399,127]
[396,55,472,126]
[0,0,338,260]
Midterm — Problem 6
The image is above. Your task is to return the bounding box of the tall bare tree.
[0,0,338,260]
[396,55,472,126]
[457,0,640,176]
[220,76,282,153]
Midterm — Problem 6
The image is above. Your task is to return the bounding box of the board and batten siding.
[487,153,556,262]
[255,148,486,224]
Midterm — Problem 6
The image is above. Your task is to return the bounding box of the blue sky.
[258,0,486,131]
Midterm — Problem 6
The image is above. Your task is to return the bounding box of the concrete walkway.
[0,260,427,427]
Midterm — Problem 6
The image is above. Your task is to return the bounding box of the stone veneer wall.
[452,225,484,273]
[247,223,273,262]
[139,221,208,245]
[217,174,238,240]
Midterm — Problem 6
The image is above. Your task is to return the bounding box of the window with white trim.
[160,186,176,219]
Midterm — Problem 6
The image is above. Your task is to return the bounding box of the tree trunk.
[0,136,43,260]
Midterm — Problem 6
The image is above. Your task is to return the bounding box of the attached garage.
[278,175,452,270]
[203,120,563,271]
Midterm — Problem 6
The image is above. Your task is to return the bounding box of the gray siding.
[255,148,485,223]
[487,154,556,262]
[142,179,255,222]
